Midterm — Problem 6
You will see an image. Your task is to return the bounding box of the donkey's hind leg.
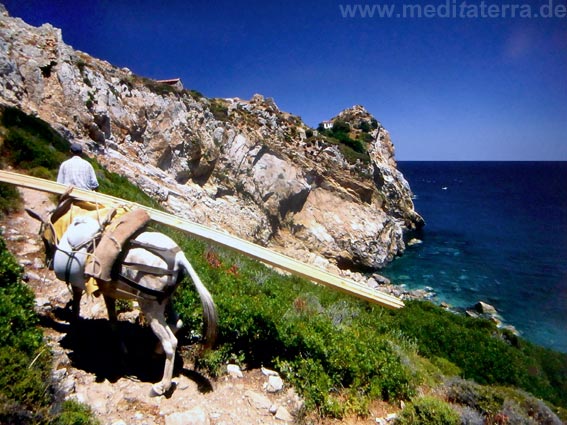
[165,300,183,334]
[142,301,178,396]
[153,300,183,356]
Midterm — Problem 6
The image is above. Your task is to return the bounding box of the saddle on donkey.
[39,192,171,297]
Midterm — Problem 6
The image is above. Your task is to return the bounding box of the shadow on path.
[38,307,213,395]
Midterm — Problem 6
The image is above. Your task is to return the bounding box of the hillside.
[0,4,422,278]
[1,106,566,424]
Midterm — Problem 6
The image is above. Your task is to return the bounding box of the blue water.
[382,162,567,353]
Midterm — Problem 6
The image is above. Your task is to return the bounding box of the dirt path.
[1,187,386,425]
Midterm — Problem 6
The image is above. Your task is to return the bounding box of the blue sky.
[3,0,566,160]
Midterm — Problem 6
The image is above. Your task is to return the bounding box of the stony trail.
[2,187,388,425]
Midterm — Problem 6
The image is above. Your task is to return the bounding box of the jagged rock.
[245,390,272,411]
[265,375,284,393]
[475,301,498,316]
[261,367,279,377]
[275,405,294,422]
[371,273,391,285]
[165,407,209,425]
[35,297,50,309]
[226,364,244,378]
[407,238,422,246]
[0,10,423,272]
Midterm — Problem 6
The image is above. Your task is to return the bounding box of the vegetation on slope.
[1,106,566,423]
[315,119,376,164]
[0,234,100,424]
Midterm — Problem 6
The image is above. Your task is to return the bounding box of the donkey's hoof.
[150,382,166,397]
[173,319,183,333]
[150,382,176,397]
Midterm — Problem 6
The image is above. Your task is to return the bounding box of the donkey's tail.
[177,252,218,348]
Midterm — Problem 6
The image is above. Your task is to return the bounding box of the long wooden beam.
[0,170,404,309]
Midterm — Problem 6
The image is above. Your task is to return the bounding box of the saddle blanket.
[48,200,149,295]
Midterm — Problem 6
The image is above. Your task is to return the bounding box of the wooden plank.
[0,170,404,309]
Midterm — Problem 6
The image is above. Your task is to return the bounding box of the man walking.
[57,143,99,190]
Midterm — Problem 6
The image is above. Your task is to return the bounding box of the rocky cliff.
[0,6,423,273]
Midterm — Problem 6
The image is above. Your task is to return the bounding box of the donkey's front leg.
[71,286,83,322]
[103,295,117,322]
[103,295,129,357]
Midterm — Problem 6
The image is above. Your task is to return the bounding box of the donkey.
[29,211,217,396]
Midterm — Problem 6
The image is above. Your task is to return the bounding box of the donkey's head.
[25,208,57,269]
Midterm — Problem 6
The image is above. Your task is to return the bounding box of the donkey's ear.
[25,208,45,223]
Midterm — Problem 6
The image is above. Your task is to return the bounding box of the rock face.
[0,7,423,272]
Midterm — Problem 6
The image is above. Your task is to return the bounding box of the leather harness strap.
[111,238,182,302]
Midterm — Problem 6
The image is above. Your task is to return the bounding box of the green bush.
[0,238,42,351]
[0,236,52,422]
[172,242,417,418]
[28,166,57,181]
[2,127,67,170]
[445,378,503,415]
[0,106,69,153]
[209,99,230,122]
[0,106,68,171]
[53,400,100,425]
[446,378,563,424]
[396,396,460,424]
[0,182,21,217]
[389,301,567,407]
[0,233,99,424]
[317,119,370,162]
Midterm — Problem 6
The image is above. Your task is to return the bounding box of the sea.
[380,161,567,353]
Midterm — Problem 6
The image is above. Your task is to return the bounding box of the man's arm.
[88,165,99,190]
[57,162,66,184]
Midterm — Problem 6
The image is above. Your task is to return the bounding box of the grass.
[1,106,566,422]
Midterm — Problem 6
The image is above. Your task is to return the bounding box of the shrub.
[0,182,21,217]
[446,378,563,424]
[457,405,485,425]
[53,400,100,425]
[358,120,371,133]
[0,106,69,153]
[187,89,205,100]
[389,301,567,407]
[139,77,178,97]
[28,166,56,181]
[2,127,67,170]
[331,120,350,134]
[0,236,52,422]
[445,378,503,415]
[209,99,230,122]
[396,396,460,424]
[0,233,99,424]
[172,243,417,417]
